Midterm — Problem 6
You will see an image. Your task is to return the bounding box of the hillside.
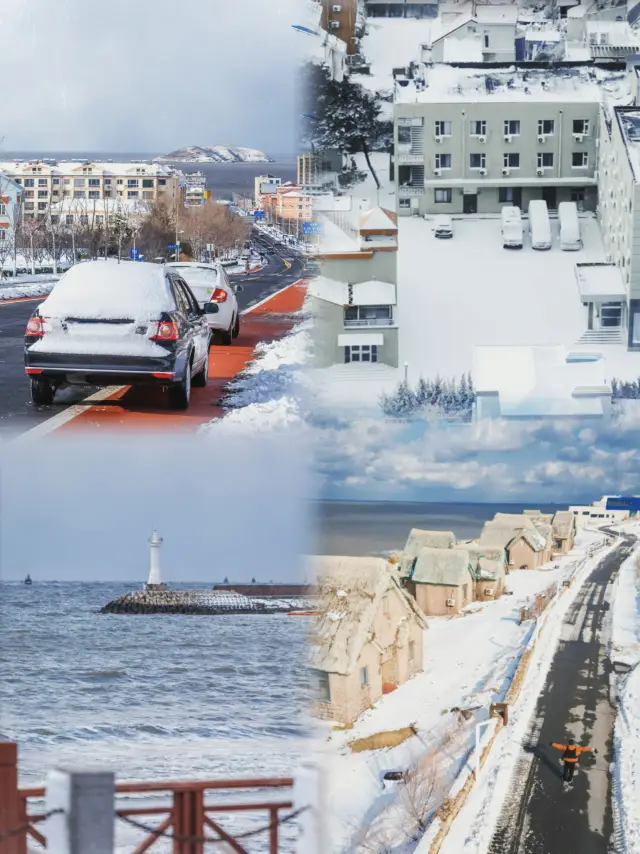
[156,145,273,164]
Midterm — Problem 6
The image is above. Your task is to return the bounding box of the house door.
[542,187,557,210]
[381,657,398,686]
[463,194,477,214]
[512,188,522,209]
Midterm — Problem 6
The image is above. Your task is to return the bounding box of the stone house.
[308,556,427,725]
[453,541,507,601]
[479,514,550,569]
[551,510,577,554]
[403,547,475,615]
[399,528,456,577]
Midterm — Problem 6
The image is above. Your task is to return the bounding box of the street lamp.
[404,362,409,383]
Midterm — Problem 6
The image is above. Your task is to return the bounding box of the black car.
[266,247,276,255]
[24,260,217,410]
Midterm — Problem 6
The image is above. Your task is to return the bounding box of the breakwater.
[101,589,299,615]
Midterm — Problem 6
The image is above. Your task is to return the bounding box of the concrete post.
[293,760,328,854]
[475,720,492,782]
[0,742,25,854]
[45,768,114,854]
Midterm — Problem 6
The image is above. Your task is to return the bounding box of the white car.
[166,262,242,345]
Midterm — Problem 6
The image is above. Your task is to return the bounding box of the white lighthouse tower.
[145,530,167,590]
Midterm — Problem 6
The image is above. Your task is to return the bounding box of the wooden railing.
[1,742,295,854]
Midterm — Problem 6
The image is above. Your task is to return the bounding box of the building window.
[360,666,369,687]
[79,215,88,226]
[503,153,520,169]
[483,32,489,48]
[469,153,486,169]
[74,178,85,187]
[399,198,411,209]
[345,344,379,363]
[103,190,112,198]
[573,119,589,136]
[435,153,451,170]
[95,215,104,226]
[88,191,100,199]
[499,187,517,203]
[344,305,392,327]
[143,191,154,200]
[435,121,452,137]
[128,190,139,198]
[23,202,34,210]
[470,120,486,136]
[434,188,452,203]
[24,178,35,188]
[537,152,554,169]
[310,668,330,702]
[158,178,167,186]
[88,178,100,187]
[117,179,123,185]
[142,179,154,188]
[537,119,555,136]
[104,178,112,185]
[571,188,586,210]
[65,215,74,225]
[73,191,86,199]
[24,191,34,199]
[38,178,48,186]
[504,120,520,136]
[127,179,139,188]
[600,302,623,327]
[63,178,70,185]
[572,152,588,168]
[0,230,5,241]
[53,178,60,185]
[37,202,47,211]
[0,203,5,215]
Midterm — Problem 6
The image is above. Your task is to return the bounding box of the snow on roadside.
[434,531,616,854]
[0,278,58,300]
[324,532,604,853]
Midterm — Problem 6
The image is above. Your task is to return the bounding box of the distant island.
[155,145,274,164]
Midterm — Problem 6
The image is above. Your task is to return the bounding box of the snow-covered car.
[166,262,241,345]
[24,260,214,409]
[433,215,454,239]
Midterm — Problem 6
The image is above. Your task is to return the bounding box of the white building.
[146,530,167,590]
[568,496,631,528]
[428,7,518,64]
[394,64,630,216]
[473,345,612,420]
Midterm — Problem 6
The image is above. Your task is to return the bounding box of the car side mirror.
[203,302,220,314]
[233,284,244,293]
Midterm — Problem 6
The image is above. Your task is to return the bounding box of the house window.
[504,120,520,136]
[37,191,48,198]
[128,190,139,198]
[503,153,520,169]
[104,178,112,185]
[74,178,86,187]
[537,119,555,136]
[572,152,588,168]
[88,178,100,187]
[435,121,452,137]
[24,191,34,199]
[470,120,486,136]
[571,188,586,210]
[95,215,104,225]
[483,32,489,48]
[38,178,48,186]
[65,215,74,225]
[0,230,5,241]
[73,190,86,199]
[344,305,392,327]
[399,198,411,209]
[310,668,330,702]
[79,215,88,226]
[435,153,451,170]
[37,202,47,211]
[24,178,35,187]
[0,203,5,215]
[142,179,154,188]
[573,119,589,135]
[127,179,139,188]
[88,191,100,199]
[537,152,554,169]
[117,179,123,185]
[360,666,369,687]
[434,188,452,203]
[499,187,517,203]
[158,178,167,186]
[345,344,378,363]
[469,153,486,170]
[23,202,34,210]
[52,178,60,185]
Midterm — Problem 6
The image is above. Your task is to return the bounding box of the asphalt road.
[488,533,637,854]
[0,231,305,436]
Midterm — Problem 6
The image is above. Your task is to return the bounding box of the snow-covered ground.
[0,274,58,300]
[610,527,640,854]
[321,530,605,852]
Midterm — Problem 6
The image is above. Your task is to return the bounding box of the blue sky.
[1,435,315,581]
[0,0,307,154]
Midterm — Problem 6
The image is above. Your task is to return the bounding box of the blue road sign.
[167,244,178,249]
[253,211,265,219]
[130,247,142,261]
[292,24,318,36]
[302,221,322,236]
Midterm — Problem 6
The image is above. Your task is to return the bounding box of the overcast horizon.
[0,0,307,154]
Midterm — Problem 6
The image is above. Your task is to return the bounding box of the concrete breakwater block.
[101,589,292,615]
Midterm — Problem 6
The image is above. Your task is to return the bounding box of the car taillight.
[26,316,45,337]
[150,321,179,342]
[210,288,228,304]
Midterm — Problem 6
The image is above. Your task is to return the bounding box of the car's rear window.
[173,268,221,302]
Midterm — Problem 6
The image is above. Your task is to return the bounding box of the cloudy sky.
[1,434,316,581]
[0,0,308,154]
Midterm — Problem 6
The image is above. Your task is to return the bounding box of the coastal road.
[487,532,637,854]
[0,235,306,436]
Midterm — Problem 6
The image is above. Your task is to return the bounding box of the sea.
[0,581,310,852]
[0,151,299,201]
[315,500,566,556]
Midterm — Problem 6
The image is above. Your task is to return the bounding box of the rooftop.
[0,160,176,176]
[396,64,631,105]
[616,109,640,182]
[575,263,627,301]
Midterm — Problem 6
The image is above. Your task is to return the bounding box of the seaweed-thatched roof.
[400,528,456,576]
[552,510,576,540]
[477,556,505,581]
[412,547,474,586]
[452,541,506,568]
[307,555,427,676]
[479,514,547,553]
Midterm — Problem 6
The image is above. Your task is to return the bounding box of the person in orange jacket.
[549,738,597,782]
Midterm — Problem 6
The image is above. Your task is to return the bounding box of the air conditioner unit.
[332,4,342,10]
[434,135,443,143]
[536,167,545,175]
[502,167,510,176]
[446,598,456,607]
[478,135,487,143]
[479,168,487,176]
[573,133,585,142]
[484,588,494,597]
[504,134,513,143]
[433,168,442,176]
[329,20,340,28]
[537,134,546,143]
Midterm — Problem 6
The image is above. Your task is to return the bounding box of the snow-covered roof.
[0,160,176,177]
[309,555,426,675]
[475,5,518,24]
[479,514,547,553]
[307,275,347,305]
[443,38,484,63]
[552,510,576,539]
[616,110,640,182]
[412,547,474,586]
[307,276,397,307]
[473,345,611,418]
[317,214,361,254]
[40,260,174,319]
[575,263,626,302]
[477,556,505,581]
[359,206,397,233]
[400,528,456,576]
[395,65,631,105]
[452,541,506,568]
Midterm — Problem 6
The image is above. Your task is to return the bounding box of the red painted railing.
[1,742,295,854]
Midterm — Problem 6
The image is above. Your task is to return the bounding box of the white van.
[528,200,552,250]
[433,215,453,239]
[558,201,582,251]
[501,206,523,249]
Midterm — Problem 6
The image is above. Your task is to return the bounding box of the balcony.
[398,185,424,196]
[397,153,424,165]
[344,317,394,328]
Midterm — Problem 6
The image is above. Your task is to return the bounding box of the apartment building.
[0,174,23,250]
[596,104,640,349]
[0,160,180,219]
[320,0,358,54]
[366,0,437,19]
[394,64,629,216]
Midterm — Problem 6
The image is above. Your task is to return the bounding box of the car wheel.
[30,377,56,406]
[192,348,209,388]
[168,360,192,410]
[232,314,240,339]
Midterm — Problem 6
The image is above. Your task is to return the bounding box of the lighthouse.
[145,530,167,590]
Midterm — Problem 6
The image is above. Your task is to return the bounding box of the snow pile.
[613,666,640,854]
[610,538,640,668]
[0,279,57,300]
